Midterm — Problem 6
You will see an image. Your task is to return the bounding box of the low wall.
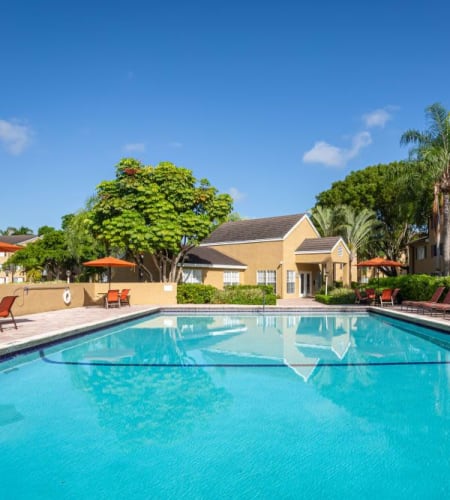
[0,282,177,316]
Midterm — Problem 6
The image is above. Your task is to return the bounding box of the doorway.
[299,272,312,297]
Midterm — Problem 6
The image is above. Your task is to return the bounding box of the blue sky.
[2,0,450,233]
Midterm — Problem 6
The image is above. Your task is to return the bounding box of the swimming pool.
[1,312,449,499]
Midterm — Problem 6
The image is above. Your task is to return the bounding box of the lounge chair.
[355,289,370,304]
[0,295,18,331]
[401,286,445,313]
[119,288,131,306]
[104,289,120,308]
[421,289,450,315]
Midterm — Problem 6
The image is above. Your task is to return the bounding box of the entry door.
[299,272,312,297]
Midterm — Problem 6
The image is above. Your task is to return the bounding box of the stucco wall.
[0,282,177,316]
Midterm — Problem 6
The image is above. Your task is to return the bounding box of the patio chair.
[421,289,450,315]
[400,286,445,313]
[119,288,131,306]
[104,289,120,308]
[365,288,376,302]
[0,295,18,331]
[355,289,370,305]
[378,288,400,307]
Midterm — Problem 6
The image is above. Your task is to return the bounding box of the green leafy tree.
[315,162,431,265]
[401,102,450,274]
[8,228,74,280]
[88,158,233,282]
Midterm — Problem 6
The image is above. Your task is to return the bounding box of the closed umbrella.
[82,256,135,289]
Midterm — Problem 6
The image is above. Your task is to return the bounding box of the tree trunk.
[442,191,450,275]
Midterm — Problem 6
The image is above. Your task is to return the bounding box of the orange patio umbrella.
[357,257,403,287]
[0,241,23,253]
[82,256,136,288]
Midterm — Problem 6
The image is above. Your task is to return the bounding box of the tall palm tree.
[341,206,379,284]
[310,205,345,237]
[401,103,450,275]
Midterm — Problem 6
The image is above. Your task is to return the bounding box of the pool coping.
[1,304,450,360]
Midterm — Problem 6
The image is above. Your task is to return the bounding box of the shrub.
[213,285,277,305]
[177,284,216,304]
[315,287,356,304]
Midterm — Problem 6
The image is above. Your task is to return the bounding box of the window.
[182,268,202,283]
[286,270,295,294]
[416,246,427,260]
[337,245,343,257]
[257,270,276,291]
[432,244,443,257]
[223,271,240,286]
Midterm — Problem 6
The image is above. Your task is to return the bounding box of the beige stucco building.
[182,214,355,298]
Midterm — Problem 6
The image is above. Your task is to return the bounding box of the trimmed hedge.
[177,284,276,305]
[177,284,216,304]
[315,288,356,305]
[213,285,277,305]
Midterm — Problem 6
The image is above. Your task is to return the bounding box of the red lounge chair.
[0,295,18,331]
[119,289,131,306]
[401,286,445,312]
[355,289,370,304]
[421,289,450,315]
[104,289,120,308]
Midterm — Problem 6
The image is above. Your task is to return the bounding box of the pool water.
[1,312,449,499]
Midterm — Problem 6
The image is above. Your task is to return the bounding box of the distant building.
[0,234,39,284]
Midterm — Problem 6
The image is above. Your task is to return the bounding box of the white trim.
[296,250,331,255]
[200,237,282,246]
[182,263,247,270]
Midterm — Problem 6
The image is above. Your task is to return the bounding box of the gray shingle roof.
[0,234,38,245]
[184,247,246,268]
[296,236,342,253]
[201,214,306,244]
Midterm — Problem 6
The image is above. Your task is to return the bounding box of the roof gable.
[201,213,310,245]
[296,236,349,254]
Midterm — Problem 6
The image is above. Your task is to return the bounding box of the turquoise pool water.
[1,312,449,499]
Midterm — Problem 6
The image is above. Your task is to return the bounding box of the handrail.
[24,286,70,294]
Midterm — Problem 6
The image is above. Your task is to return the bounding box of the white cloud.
[363,108,392,128]
[229,187,246,201]
[0,119,32,155]
[168,141,182,148]
[303,131,372,168]
[123,143,146,153]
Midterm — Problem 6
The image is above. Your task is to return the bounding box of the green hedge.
[213,285,277,305]
[177,284,276,305]
[315,288,356,304]
[177,284,216,304]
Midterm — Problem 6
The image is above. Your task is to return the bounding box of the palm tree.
[341,206,379,284]
[401,103,450,275]
[310,205,345,237]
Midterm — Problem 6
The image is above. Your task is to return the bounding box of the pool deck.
[1,298,450,358]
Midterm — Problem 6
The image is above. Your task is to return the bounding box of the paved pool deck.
[1,298,450,358]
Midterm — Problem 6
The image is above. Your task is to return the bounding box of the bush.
[213,285,277,305]
[177,284,216,304]
[315,287,356,304]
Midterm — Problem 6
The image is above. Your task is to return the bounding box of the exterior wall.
[0,282,177,316]
[409,238,438,275]
[206,240,284,295]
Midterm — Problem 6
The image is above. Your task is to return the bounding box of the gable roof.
[201,214,314,245]
[0,234,39,245]
[296,236,348,254]
[183,247,246,269]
